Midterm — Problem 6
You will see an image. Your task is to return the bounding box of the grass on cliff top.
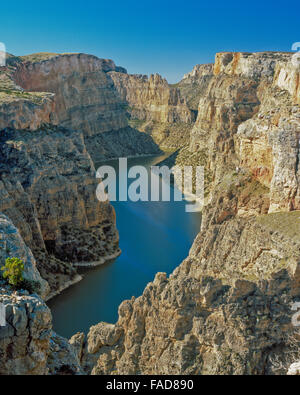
[21,53,58,62]
[0,89,52,104]
[20,52,81,63]
[256,211,300,241]
[0,70,51,104]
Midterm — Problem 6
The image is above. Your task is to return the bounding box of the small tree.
[1,257,24,288]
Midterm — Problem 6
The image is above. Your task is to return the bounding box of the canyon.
[0,50,299,375]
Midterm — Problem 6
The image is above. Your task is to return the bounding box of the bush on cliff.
[1,257,24,288]
[1,257,41,293]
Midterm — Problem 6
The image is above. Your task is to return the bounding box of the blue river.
[48,154,201,338]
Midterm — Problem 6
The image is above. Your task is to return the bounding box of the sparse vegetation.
[0,256,41,293]
[1,257,24,288]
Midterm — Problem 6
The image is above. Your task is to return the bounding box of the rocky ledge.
[71,52,300,375]
[0,50,299,375]
[0,125,121,297]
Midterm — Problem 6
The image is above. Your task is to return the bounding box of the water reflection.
[48,154,201,338]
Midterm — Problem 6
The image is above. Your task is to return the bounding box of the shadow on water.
[48,154,201,338]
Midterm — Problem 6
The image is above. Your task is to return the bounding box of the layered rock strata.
[0,214,82,375]
[109,71,194,150]
[0,126,120,296]
[78,52,300,375]
[1,53,161,161]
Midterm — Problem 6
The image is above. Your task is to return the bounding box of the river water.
[48,154,201,338]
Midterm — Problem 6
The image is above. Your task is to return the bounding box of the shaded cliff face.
[0,51,161,296]
[0,215,83,375]
[109,71,194,149]
[109,72,192,124]
[174,64,214,112]
[1,53,161,161]
[78,52,300,375]
[0,126,120,296]
[0,68,57,130]
[0,214,51,375]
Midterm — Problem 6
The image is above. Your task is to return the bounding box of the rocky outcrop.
[47,331,84,375]
[109,72,193,124]
[12,54,128,136]
[85,52,300,375]
[0,289,52,375]
[109,71,194,150]
[175,64,214,112]
[84,210,300,375]
[0,126,120,296]
[0,214,49,298]
[1,53,161,161]
[0,214,83,375]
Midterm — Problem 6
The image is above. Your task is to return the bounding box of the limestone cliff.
[0,214,82,375]
[0,52,162,297]
[109,71,194,150]
[0,67,57,130]
[12,54,128,136]
[174,64,214,112]
[81,213,300,375]
[77,52,300,375]
[0,126,120,296]
[2,53,161,161]
[1,49,299,375]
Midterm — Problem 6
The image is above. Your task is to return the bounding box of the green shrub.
[1,257,24,288]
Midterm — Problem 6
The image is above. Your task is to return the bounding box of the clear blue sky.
[1,0,299,83]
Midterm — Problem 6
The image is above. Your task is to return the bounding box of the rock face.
[1,49,299,375]
[1,53,161,161]
[13,54,128,136]
[47,331,84,375]
[109,72,193,124]
[0,65,57,131]
[0,215,83,375]
[0,214,49,298]
[176,64,214,112]
[109,71,194,150]
[0,288,52,375]
[0,126,120,296]
[84,52,300,375]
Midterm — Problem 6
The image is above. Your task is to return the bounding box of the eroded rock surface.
[0,126,120,295]
[85,52,300,375]
[1,53,161,161]
[109,71,194,149]
[0,289,52,375]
